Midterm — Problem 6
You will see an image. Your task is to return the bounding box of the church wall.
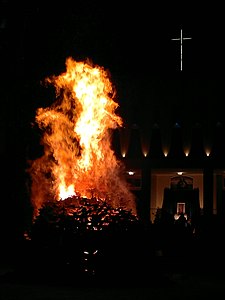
[214,174,220,215]
[192,174,203,209]
[116,125,225,222]
[150,173,170,223]
[214,171,225,216]
[150,174,157,221]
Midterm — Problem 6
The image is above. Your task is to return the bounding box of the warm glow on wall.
[141,142,149,158]
[205,149,211,157]
[143,151,148,157]
[183,146,190,157]
[164,151,168,157]
[163,147,169,157]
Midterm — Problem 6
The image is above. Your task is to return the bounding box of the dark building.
[112,119,225,224]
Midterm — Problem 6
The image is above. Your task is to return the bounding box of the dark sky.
[2,1,225,128]
[19,2,223,76]
[1,1,225,149]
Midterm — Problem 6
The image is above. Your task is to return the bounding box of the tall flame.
[28,57,136,217]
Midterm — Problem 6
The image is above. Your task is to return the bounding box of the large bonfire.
[28,57,137,225]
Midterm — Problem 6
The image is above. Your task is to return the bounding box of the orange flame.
[28,57,136,217]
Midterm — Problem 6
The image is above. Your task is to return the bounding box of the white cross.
[171,29,192,71]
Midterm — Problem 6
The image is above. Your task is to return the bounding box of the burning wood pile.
[23,57,141,280]
[30,196,139,246]
[25,196,141,282]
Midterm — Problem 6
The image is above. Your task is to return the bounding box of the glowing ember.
[28,57,136,218]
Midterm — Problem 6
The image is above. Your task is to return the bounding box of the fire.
[28,57,136,217]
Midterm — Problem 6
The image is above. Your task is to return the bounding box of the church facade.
[112,122,225,224]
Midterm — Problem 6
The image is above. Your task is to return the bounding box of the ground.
[1,270,225,299]
[1,217,225,299]
[1,252,225,300]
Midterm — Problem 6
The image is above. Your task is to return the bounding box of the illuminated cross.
[171,29,192,71]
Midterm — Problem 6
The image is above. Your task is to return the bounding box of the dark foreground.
[1,276,225,300]
[1,218,225,299]
[1,242,225,299]
[1,261,225,300]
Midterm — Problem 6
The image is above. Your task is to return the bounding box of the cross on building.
[171,29,192,71]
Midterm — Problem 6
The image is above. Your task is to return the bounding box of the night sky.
[1,1,225,240]
[2,2,225,127]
